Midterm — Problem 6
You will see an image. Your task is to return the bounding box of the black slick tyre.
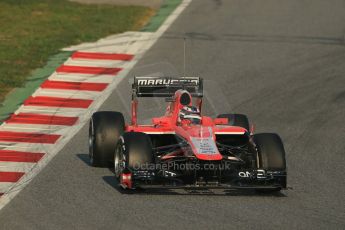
[89,111,125,167]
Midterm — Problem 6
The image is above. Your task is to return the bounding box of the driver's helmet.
[178,106,201,125]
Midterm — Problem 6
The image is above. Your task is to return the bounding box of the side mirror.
[214,118,228,125]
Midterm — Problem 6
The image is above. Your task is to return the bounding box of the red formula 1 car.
[89,77,287,192]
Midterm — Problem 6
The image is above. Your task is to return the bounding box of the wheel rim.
[114,144,124,178]
[89,120,94,165]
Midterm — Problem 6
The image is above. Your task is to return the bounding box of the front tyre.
[115,132,155,188]
[254,133,287,191]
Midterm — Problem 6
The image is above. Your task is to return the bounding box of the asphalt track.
[1,0,345,229]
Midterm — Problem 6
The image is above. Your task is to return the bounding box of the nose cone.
[186,126,223,160]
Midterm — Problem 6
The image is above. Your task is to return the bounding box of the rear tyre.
[114,132,154,179]
[253,133,287,191]
[89,111,125,167]
[217,113,250,131]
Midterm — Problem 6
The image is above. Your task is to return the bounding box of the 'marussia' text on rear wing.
[132,76,203,97]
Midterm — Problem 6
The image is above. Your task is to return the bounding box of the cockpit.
[178,105,202,125]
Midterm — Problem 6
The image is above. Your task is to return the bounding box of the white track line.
[0,162,36,173]
[64,58,126,67]
[0,124,71,135]
[54,71,118,78]
[0,183,15,194]
[0,142,39,149]
[49,73,115,83]
[0,142,56,155]
[33,88,101,100]
[17,106,87,117]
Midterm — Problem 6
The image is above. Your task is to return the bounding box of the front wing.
[122,167,287,191]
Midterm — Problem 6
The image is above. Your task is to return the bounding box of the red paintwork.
[72,52,133,61]
[126,90,247,161]
[6,113,78,126]
[120,172,133,189]
[24,96,93,108]
[0,131,60,144]
[0,150,44,163]
[131,99,138,126]
[0,172,25,182]
[214,118,228,125]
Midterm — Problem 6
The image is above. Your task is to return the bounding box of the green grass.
[0,0,154,101]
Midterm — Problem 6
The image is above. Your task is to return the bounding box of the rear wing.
[132,76,203,98]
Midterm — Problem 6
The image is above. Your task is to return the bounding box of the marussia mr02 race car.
[89,77,287,192]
